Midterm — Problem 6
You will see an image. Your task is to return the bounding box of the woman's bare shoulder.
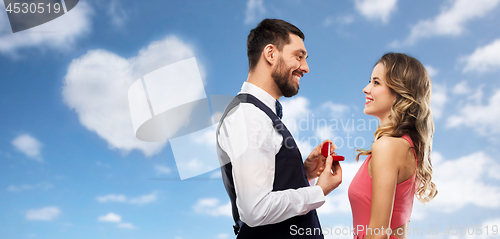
[371,136,411,164]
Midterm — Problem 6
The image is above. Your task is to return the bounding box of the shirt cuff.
[307,185,325,211]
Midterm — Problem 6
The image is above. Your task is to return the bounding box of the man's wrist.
[316,184,327,196]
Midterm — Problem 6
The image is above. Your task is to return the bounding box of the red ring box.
[321,142,345,161]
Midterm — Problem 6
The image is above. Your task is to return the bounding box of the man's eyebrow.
[297,49,308,59]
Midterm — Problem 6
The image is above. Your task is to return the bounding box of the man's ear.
[263,44,276,66]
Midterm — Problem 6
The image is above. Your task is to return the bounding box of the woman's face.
[363,63,396,124]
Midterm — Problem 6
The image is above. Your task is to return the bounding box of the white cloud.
[354,0,398,24]
[452,81,484,105]
[315,125,335,142]
[320,101,349,119]
[409,202,426,221]
[0,1,92,58]
[177,158,206,175]
[392,0,500,46]
[429,151,500,212]
[192,126,216,147]
[317,192,351,215]
[154,165,171,175]
[7,182,53,192]
[12,134,43,162]
[281,96,311,138]
[193,198,231,217]
[280,97,352,155]
[295,139,314,159]
[128,192,157,205]
[62,36,197,156]
[117,222,135,229]
[96,192,157,205]
[462,38,500,73]
[26,207,60,221]
[171,124,221,179]
[107,0,128,28]
[425,65,439,78]
[210,170,222,179]
[317,161,360,216]
[324,15,355,27]
[446,88,500,135]
[97,213,136,229]
[8,184,33,192]
[96,194,127,203]
[97,212,121,223]
[244,0,266,25]
[217,233,229,239]
[431,83,447,119]
[281,96,311,120]
[452,81,471,95]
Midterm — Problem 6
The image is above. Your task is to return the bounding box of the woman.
[348,53,438,239]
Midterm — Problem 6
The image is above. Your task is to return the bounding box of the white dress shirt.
[217,82,325,227]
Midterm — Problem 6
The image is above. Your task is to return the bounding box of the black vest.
[216,94,323,239]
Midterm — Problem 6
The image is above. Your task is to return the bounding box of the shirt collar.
[239,82,278,115]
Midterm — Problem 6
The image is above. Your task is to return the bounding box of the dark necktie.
[275,100,283,119]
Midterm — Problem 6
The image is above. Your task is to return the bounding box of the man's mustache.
[292,70,303,78]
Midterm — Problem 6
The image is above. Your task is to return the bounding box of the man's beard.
[272,57,299,97]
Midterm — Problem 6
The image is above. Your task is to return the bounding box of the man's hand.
[304,140,336,180]
[316,156,343,196]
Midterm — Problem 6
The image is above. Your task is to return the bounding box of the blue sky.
[1,0,500,238]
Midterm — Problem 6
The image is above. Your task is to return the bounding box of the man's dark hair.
[247,19,305,72]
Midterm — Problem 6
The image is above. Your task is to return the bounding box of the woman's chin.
[363,108,372,116]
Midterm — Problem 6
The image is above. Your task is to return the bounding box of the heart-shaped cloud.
[62,36,200,156]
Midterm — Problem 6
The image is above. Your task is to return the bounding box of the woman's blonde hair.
[356,53,438,204]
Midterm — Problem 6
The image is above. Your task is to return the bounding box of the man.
[216,19,342,238]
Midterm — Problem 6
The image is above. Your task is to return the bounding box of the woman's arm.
[366,137,407,239]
